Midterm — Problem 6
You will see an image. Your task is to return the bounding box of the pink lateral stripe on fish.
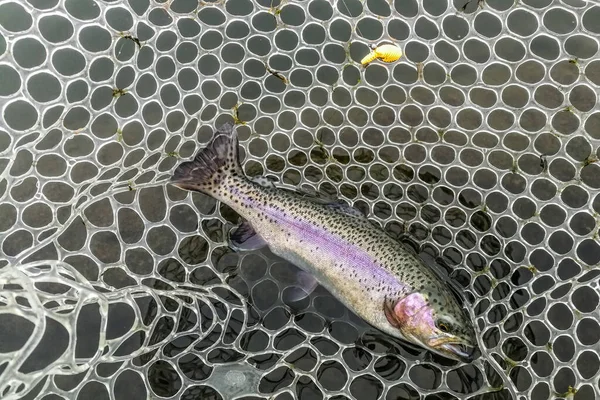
[170,122,478,363]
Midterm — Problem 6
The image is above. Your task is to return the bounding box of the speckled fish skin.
[171,123,478,363]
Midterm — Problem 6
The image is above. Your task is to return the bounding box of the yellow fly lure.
[361,42,403,66]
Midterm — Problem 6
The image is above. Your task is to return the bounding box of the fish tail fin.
[170,122,243,195]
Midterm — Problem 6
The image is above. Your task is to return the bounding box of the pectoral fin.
[228,222,267,251]
[286,270,319,302]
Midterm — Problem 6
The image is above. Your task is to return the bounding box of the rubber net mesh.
[1,0,600,399]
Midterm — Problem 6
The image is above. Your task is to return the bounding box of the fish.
[170,123,478,363]
[361,42,403,66]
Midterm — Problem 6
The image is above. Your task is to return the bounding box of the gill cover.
[384,292,432,332]
[383,292,478,363]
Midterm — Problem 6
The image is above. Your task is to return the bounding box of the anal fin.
[228,222,267,251]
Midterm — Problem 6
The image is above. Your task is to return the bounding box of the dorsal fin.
[322,200,366,218]
[250,175,277,188]
[292,187,367,219]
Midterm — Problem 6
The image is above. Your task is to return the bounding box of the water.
[1,0,600,399]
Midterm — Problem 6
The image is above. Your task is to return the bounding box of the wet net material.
[1,0,600,399]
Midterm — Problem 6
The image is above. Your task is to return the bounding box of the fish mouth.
[440,343,479,363]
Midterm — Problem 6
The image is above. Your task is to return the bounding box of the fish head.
[384,290,478,363]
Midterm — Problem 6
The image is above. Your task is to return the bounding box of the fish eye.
[437,321,450,333]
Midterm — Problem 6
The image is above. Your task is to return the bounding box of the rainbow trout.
[171,123,478,363]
